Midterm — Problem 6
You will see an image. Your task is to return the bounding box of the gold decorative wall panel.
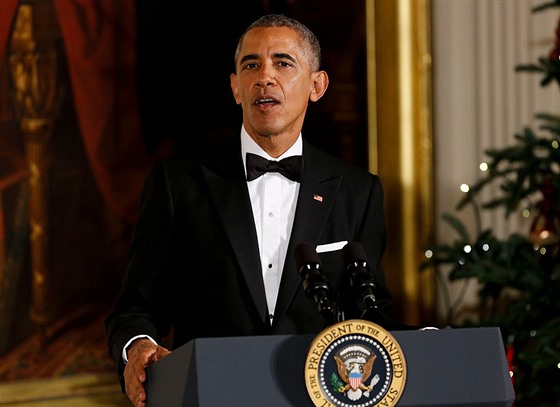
[368,0,435,325]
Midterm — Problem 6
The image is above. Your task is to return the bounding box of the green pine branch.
[532,0,560,12]
[455,117,560,217]
[515,56,560,87]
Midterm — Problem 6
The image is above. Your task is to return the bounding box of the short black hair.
[234,14,322,72]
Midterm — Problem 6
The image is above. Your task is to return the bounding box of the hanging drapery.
[54,0,170,224]
[0,0,20,71]
[2,0,168,224]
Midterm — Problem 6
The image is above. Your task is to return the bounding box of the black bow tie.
[245,152,304,182]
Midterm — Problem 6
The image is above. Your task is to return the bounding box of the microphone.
[294,242,335,324]
[342,241,419,331]
[342,241,378,312]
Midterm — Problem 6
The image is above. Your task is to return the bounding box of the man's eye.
[244,63,258,70]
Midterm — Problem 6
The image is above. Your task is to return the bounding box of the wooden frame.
[368,0,435,325]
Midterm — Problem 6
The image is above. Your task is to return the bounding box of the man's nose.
[256,63,277,87]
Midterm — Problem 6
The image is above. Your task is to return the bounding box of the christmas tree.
[421,2,560,406]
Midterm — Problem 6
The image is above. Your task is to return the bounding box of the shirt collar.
[240,124,303,171]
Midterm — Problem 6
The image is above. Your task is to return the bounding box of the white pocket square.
[316,241,348,253]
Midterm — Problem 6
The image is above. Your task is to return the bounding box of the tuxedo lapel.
[199,138,344,329]
[201,142,269,325]
[272,142,343,328]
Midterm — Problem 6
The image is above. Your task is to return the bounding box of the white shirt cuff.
[122,335,158,363]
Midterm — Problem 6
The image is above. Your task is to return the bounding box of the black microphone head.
[294,242,334,323]
[294,242,322,274]
[342,241,368,265]
[342,242,379,319]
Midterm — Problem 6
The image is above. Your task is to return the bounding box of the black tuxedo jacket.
[105,134,394,377]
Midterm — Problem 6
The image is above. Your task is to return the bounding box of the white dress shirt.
[241,125,302,322]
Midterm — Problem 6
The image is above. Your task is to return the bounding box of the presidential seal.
[304,319,406,407]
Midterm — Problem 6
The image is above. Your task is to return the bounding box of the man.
[105,13,395,407]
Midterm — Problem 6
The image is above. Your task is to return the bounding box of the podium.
[145,327,515,406]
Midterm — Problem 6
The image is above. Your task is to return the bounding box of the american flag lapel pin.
[313,194,323,202]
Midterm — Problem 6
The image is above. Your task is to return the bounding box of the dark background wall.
[135,0,368,163]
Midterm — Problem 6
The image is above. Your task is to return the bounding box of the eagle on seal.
[334,352,378,401]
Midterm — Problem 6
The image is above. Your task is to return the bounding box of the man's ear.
[310,71,329,102]
[230,73,241,105]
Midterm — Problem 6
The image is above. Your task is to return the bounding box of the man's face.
[230,26,318,143]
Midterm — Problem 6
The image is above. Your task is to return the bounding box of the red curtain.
[54,0,170,224]
[1,0,168,224]
[0,0,19,66]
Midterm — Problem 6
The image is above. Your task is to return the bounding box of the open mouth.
[256,97,277,105]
